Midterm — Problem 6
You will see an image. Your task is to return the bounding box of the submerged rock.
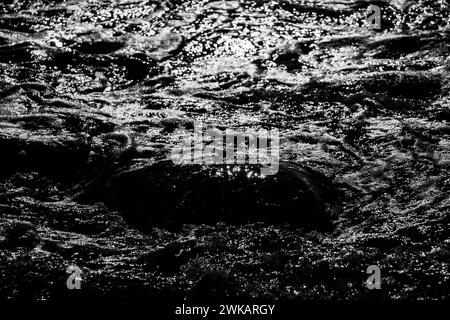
[75,40,125,55]
[0,220,40,249]
[100,161,336,231]
[0,123,90,180]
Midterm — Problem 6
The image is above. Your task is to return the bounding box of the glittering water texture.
[0,0,449,302]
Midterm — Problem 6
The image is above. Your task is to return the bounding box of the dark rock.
[189,270,240,303]
[100,161,335,231]
[0,124,90,180]
[141,239,203,274]
[367,34,423,59]
[75,41,125,55]
[115,53,155,80]
[303,71,442,102]
[0,220,40,249]
[433,109,450,122]
[274,52,303,71]
[0,41,33,62]
[360,235,403,249]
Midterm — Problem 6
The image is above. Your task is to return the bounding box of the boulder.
[101,161,336,231]
[0,123,90,180]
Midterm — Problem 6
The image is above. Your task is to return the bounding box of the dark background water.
[0,0,449,303]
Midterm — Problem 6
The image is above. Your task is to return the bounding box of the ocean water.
[0,0,449,302]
